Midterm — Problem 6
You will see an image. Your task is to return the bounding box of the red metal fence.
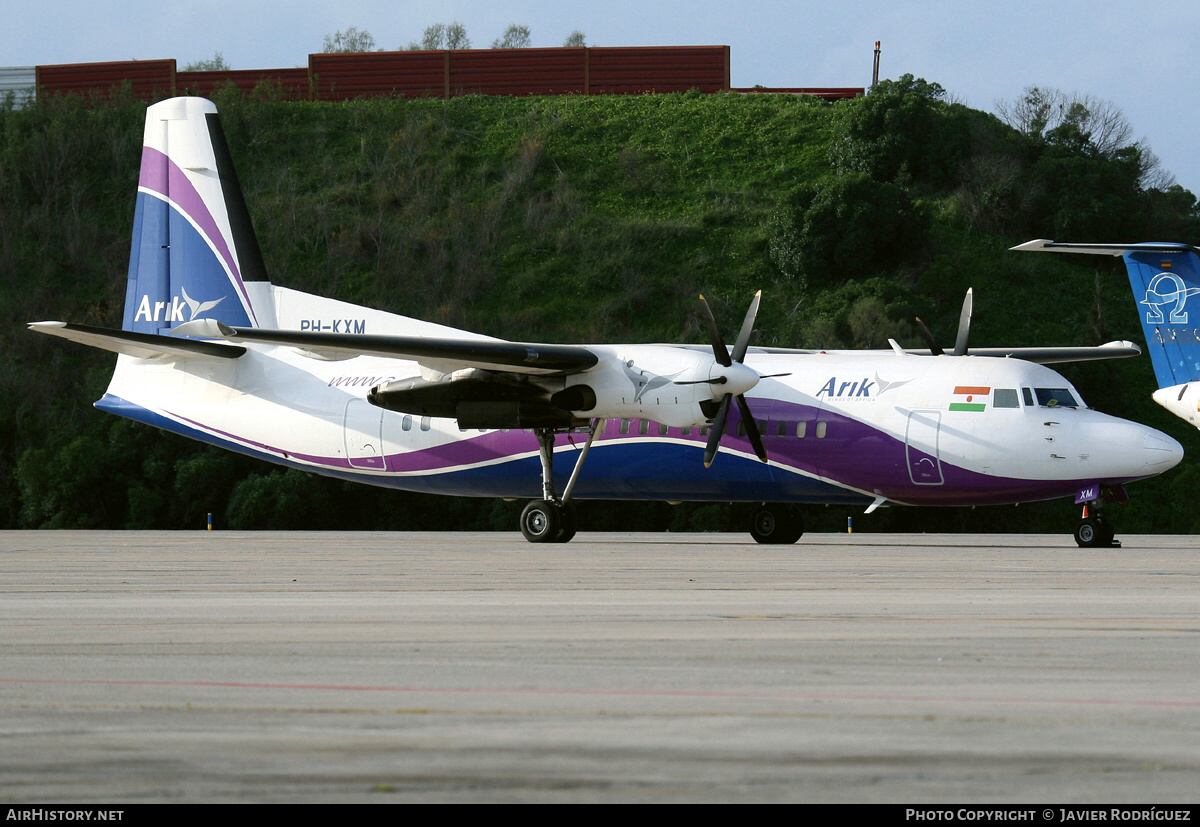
[36,59,176,101]
[177,67,310,99]
[35,48,861,103]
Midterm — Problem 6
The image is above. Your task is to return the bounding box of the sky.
[5,0,1199,211]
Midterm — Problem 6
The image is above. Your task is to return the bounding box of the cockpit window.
[1034,388,1079,408]
[993,389,1019,409]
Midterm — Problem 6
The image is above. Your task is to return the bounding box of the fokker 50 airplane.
[29,98,1184,547]
[1013,240,1200,432]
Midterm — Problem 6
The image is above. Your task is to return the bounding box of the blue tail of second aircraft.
[124,97,268,335]
[1122,244,1200,387]
[1013,239,1200,429]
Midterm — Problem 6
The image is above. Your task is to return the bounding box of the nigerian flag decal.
[950,386,989,412]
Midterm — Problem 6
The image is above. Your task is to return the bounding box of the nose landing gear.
[1074,496,1121,548]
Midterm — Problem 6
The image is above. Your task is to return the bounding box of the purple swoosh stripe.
[165,399,1144,506]
[138,147,257,323]
[165,402,943,491]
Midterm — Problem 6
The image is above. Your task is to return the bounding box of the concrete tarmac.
[1,530,1198,804]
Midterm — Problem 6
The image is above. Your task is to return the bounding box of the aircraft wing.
[28,321,246,360]
[172,320,599,375]
[955,342,1141,364]
[748,342,1141,364]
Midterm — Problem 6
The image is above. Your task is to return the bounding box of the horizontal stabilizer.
[28,321,245,360]
[1010,239,1200,256]
[172,321,599,375]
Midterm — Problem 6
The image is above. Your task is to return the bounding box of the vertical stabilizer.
[124,97,267,334]
[1122,245,1200,387]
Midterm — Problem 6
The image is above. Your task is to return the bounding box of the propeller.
[915,288,973,357]
[694,291,769,468]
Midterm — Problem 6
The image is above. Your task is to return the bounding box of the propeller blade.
[698,290,769,467]
[952,288,973,357]
[734,394,769,463]
[703,394,732,468]
[914,317,943,356]
[698,294,732,367]
[674,376,728,386]
[730,290,762,364]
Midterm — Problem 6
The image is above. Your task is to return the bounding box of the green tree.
[563,31,586,47]
[492,24,532,49]
[828,74,968,187]
[184,52,230,71]
[770,174,927,283]
[413,22,470,50]
[322,26,377,53]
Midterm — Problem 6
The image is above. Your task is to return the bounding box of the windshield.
[1034,388,1080,408]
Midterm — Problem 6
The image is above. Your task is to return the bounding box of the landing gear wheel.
[553,502,577,544]
[1074,517,1105,548]
[520,500,561,543]
[1099,518,1116,547]
[749,504,804,545]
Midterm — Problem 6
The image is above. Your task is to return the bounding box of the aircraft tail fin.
[124,97,268,335]
[1012,240,1200,428]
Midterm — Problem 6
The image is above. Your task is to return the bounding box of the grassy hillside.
[3,81,1198,533]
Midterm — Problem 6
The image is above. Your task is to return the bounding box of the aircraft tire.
[553,503,578,543]
[1098,517,1116,546]
[749,504,804,545]
[1074,517,1104,548]
[520,500,561,543]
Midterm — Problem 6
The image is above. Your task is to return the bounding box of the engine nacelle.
[557,345,723,427]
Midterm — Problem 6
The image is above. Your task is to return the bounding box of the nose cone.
[1082,418,1183,479]
[1143,429,1185,473]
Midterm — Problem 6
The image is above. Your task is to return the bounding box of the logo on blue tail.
[1141,272,1200,324]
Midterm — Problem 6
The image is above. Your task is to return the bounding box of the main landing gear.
[749,503,805,544]
[519,422,598,543]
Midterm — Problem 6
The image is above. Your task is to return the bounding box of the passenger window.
[815,421,828,439]
[639,419,650,436]
[736,421,746,437]
[420,416,431,431]
[776,421,788,438]
[402,415,412,431]
[619,419,630,435]
[658,422,669,436]
[796,421,807,438]
[681,426,691,436]
[994,389,1019,409]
